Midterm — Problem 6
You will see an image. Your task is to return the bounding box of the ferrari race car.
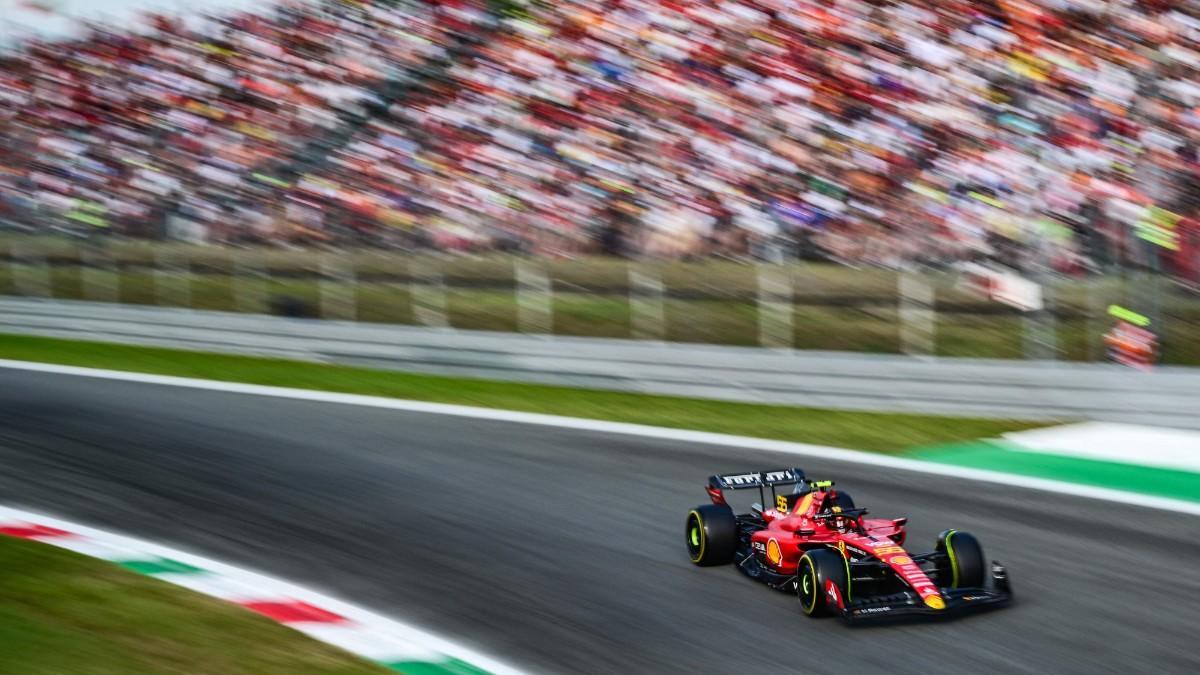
[685,468,1012,621]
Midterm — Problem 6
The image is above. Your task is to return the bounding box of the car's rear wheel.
[937,530,985,588]
[685,504,736,566]
[797,549,849,617]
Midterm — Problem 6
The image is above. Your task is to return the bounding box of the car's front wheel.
[937,529,985,588]
[797,548,849,617]
[833,491,855,510]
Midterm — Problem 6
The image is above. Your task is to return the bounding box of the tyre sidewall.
[938,529,986,588]
[798,548,849,617]
[686,504,736,566]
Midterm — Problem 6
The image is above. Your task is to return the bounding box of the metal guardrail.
[0,297,1196,428]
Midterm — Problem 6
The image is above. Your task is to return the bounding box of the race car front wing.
[842,562,1012,622]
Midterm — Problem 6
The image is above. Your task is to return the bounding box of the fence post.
[1086,277,1103,362]
[233,249,267,314]
[1022,283,1057,361]
[898,272,935,356]
[154,246,191,308]
[79,243,119,303]
[319,253,356,321]
[11,241,52,298]
[629,267,665,341]
[516,259,552,334]
[411,256,448,328]
[757,263,793,348]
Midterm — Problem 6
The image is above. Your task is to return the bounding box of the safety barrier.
[0,297,1196,428]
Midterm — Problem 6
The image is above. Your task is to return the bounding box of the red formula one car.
[685,468,1012,621]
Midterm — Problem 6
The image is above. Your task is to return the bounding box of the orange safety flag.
[1104,322,1157,370]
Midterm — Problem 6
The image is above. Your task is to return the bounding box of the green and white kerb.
[0,505,524,675]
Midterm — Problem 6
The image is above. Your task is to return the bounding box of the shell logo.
[924,595,946,610]
[766,539,783,565]
[891,555,913,565]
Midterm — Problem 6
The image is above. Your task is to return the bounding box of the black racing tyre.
[685,504,736,566]
[797,548,850,617]
[834,491,855,510]
[937,530,985,588]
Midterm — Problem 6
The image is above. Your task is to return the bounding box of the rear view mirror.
[796,528,814,537]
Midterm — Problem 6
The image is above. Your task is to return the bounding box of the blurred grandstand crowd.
[2,0,1199,277]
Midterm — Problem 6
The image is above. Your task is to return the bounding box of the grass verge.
[0,333,1041,452]
[0,535,385,675]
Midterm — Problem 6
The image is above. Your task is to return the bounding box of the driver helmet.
[829,505,851,533]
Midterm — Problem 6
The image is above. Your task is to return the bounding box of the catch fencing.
[0,297,1196,429]
[0,237,1196,364]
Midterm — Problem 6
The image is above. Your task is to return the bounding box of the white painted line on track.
[3,357,1198,518]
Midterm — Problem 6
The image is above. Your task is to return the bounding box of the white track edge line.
[2,358,1197,516]
[0,504,529,675]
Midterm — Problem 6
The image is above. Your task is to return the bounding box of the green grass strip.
[907,441,1200,502]
[0,333,1040,453]
[0,535,387,674]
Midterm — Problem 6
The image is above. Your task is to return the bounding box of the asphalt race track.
[1,368,1197,674]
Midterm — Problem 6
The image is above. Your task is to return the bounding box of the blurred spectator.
[0,0,475,242]
[3,0,1200,277]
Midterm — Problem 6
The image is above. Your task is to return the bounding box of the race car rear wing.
[708,469,806,490]
[706,468,806,507]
